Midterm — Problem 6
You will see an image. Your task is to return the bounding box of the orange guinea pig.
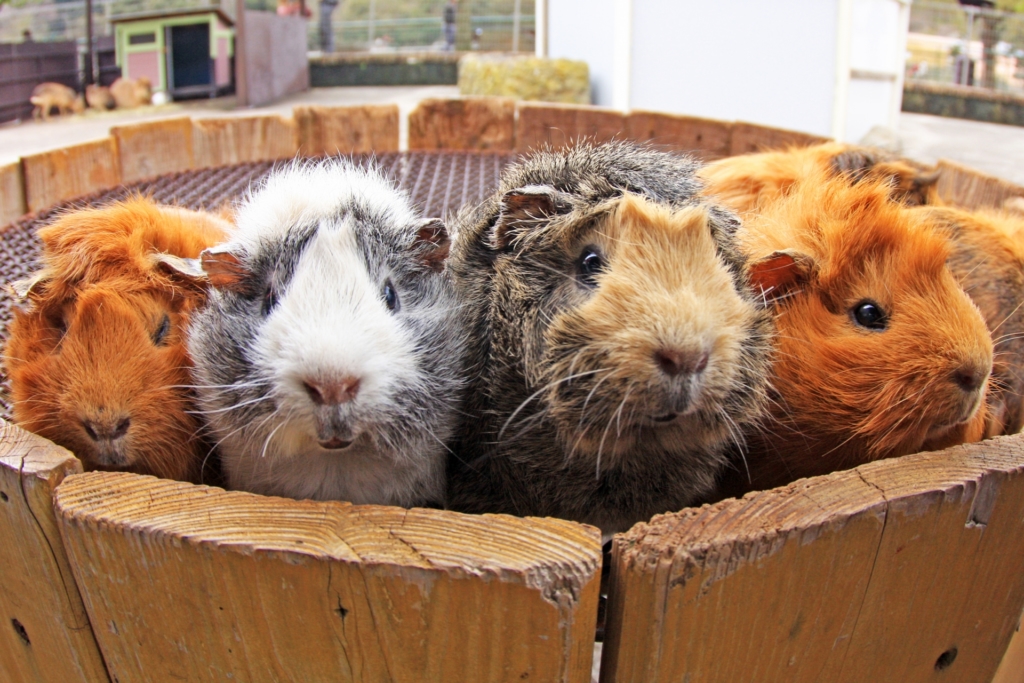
[911,205,1024,438]
[715,173,993,497]
[698,141,940,213]
[4,198,230,482]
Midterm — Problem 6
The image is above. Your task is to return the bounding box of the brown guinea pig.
[698,141,941,213]
[911,205,1024,438]
[714,172,993,497]
[446,142,773,537]
[4,197,230,482]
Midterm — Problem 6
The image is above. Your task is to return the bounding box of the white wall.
[548,0,616,106]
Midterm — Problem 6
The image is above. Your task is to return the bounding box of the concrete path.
[2,88,1021,186]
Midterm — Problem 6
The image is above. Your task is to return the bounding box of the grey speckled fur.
[446,141,773,534]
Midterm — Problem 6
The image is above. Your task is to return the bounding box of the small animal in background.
[912,205,1024,438]
[713,173,993,498]
[85,84,115,111]
[29,82,84,121]
[109,76,153,109]
[4,198,231,483]
[188,160,466,507]
[445,142,773,537]
[699,142,941,212]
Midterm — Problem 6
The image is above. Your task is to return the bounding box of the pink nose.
[654,348,709,378]
[303,376,361,406]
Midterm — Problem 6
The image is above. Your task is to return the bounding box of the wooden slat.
[408,97,516,151]
[935,158,1024,211]
[0,421,110,683]
[729,121,831,156]
[294,104,400,156]
[602,435,1024,683]
[516,102,626,152]
[993,618,1024,683]
[192,115,299,168]
[55,472,601,683]
[625,111,733,161]
[0,161,26,226]
[21,139,120,214]
[112,117,195,184]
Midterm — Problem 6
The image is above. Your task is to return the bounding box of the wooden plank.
[516,102,626,152]
[0,420,110,683]
[602,435,1024,683]
[625,111,733,160]
[408,97,516,151]
[993,618,1024,683]
[294,104,400,157]
[0,161,26,226]
[935,158,1024,211]
[192,115,299,168]
[55,472,601,683]
[729,121,831,156]
[21,139,120,214]
[112,117,195,184]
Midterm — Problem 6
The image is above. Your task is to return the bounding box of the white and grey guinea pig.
[187,159,466,507]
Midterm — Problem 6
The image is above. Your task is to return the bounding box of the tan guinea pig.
[715,172,993,497]
[4,197,230,482]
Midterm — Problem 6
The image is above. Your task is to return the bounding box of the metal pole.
[84,0,94,85]
[512,0,521,52]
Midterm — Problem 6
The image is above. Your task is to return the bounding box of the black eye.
[383,280,400,313]
[152,314,171,345]
[852,301,887,330]
[577,246,605,288]
[261,286,278,317]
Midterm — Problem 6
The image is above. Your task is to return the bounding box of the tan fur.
[30,82,84,121]
[109,77,153,109]
[719,173,993,495]
[85,84,115,110]
[4,198,230,482]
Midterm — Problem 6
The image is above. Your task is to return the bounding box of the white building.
[539,0,911,143]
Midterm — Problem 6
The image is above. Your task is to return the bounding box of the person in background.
[444,0,457,51]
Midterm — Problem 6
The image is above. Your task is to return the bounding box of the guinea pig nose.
[304,377,361,405]
[655,348,709,378]
[81,415,131,442]
[953,365,987,393]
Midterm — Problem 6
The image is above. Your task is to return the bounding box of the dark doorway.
[168,23,211,91]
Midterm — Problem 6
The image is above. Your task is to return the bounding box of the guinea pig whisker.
[260,420,286,459]
[991,299,1024,334]
[498,368,610,441]
[190,394,274,416]
[577,370,617,432]
[717,406,751,483]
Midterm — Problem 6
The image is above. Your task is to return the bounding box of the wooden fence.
[0,41,79,124]
[1,99,1023,683]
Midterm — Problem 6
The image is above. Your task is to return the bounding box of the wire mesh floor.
[0,151,517,418]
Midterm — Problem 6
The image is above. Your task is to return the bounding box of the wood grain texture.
[728,121,830,156]
[193,115,299,168]
[0,161,26,227]
[935,158,1024,211]
[625,111,733,161]
[602,434,1024,683]
[408,97,516,151]
[21,139,120,214]
[294,104,400,156]
[993,617,1024,683]
[516,102,626,152]
[112,117,195,184]
[55,472,601,683]
[0,421,109,683]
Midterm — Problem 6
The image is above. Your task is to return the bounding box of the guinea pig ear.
[200,246,251,293]
[7,272,49,301]
[412,218,450,273]
[747,250,815,304]
[493,185,567,250]
[151,253,207,288]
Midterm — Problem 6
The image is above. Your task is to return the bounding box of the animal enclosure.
[0,99,1023,683]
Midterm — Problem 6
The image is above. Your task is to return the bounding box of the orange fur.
[722,173,993,494]
[4,198,230,482]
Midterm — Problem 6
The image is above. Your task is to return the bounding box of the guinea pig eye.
[383,279,400,313]
[852,300,888,331]
[151,314,171,346]
[261,286,278,317]
[576,246,606,288]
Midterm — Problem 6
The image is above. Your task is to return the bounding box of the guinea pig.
[445,141,773,537]
[714,172,993,498]
[187,159,464,507]
[4,197,230,482]
[698,142,940,213]
[911,205,1024,438]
